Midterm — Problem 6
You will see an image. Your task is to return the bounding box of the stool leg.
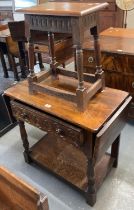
[111,135,120,168]
[48,32,57,77]
[90,26,102,74]
[90,26,105,89]
[28,40,35,77]
[0,49,9,78]
[37,53,44,70]
[75,45,87,111]
[76,45,84,90]
[27,40,37,94]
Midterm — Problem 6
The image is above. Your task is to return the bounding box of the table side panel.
[93,96,132,163]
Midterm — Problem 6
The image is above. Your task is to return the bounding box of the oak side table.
[5,80,131,206]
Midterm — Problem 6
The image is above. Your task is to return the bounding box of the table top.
[17,2,108,17]
[4,80,129,132]
[101,27,134,38]
[83,27,134,55]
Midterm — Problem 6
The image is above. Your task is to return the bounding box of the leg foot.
[23,151,32,164]
[86,193,96,206]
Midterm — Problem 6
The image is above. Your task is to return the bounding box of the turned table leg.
[18,120,31,163]
[85,159,96,206]
[111,135,120,168]
[83,134,96,206]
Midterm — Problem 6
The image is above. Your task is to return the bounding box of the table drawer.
[83,50,125,73]
[11,101,84,147]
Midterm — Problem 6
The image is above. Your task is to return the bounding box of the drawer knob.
[88,56,94,63]
[132,82,134,89]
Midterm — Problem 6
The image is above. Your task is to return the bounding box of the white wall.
[127,10,134,28]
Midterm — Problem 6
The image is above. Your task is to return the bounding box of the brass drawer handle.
[88,56,94,63]
[132,82,134,89]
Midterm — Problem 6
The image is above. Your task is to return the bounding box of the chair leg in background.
[9,54,19,81]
